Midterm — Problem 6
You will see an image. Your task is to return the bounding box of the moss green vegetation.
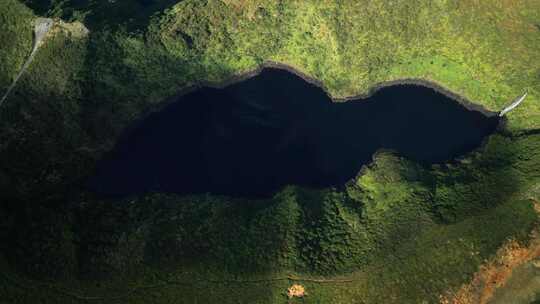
[1,134,539,303]
[0,0,539,303]
[489,258,540,304]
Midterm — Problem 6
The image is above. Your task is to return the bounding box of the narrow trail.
[0,18,53,107]
[3,203,538,303]
[3,200,539,302]
[0,271,356,302]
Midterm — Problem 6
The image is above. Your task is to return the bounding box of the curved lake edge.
[148,61,498,119]
[124,62,500,140]
[111,62,503,164]
[89,64,503,199]
[138,61,502,179]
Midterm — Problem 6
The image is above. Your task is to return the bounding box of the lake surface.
[89,68,499,197]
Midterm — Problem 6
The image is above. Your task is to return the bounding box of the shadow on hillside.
[431,131,539,223]
[22,0,181,31]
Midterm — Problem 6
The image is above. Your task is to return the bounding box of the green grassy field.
[0,0,539,303]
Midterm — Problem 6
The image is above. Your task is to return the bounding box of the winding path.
[0,18,53,107]
[0,270,355,302]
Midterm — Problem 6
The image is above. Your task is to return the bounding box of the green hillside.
[0,1,539,303]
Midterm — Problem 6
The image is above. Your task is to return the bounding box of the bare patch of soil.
[287,284,307,299]
[440,199,540,304]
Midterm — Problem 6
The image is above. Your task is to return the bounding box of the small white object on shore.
[499,91,528,117]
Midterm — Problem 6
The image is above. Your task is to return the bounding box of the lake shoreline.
[191,61,498,116]
[94,66,500,199]
[135,61,499,133]
[104,61,502,199]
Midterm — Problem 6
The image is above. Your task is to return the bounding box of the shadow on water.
[89,68,500,198]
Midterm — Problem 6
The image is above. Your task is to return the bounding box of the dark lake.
[89,68,499,197]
